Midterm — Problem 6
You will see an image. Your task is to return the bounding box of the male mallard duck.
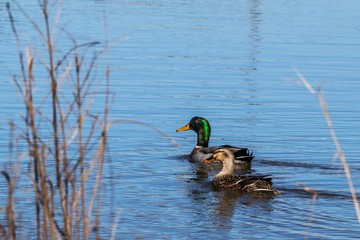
[203,148,277,193]
[176,116,254,168]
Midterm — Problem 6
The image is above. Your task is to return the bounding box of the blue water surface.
[0,1,359,239]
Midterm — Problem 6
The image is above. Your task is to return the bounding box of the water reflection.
[180,158,275,233]
[247,0,262,72]
[244,0,262,126]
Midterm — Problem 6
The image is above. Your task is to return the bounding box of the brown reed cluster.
[2,1,111,239]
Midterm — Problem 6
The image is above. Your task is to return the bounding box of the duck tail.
[233,148,254,163]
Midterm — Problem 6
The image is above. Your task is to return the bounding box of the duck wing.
[217,145,254,164]
[215,175,275,192]
[191,145,254,165]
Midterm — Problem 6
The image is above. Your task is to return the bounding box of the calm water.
[1,1,360,239]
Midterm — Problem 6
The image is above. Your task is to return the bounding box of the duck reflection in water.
[184,178,275,233]
[182,149,276,232]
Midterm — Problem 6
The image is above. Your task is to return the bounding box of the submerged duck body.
[176,116,254,168]
[203,148,277,193]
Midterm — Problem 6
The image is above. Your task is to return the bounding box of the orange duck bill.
[176,123,190,132]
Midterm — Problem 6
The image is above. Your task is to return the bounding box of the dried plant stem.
[1,171,16,240]
[109,208,122,240]
[4,1,178,238]
[74,52,89,239]
[297,72,360,224]
[42,2,71,237]
[25,46,42,239]
[111,119,179,147]
[6,0,110,236]
[297,183,318,239]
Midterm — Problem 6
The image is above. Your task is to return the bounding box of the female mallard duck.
[203,148,277,193]
[176,116,254,168]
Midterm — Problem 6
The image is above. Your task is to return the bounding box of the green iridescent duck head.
[176,116,211,147]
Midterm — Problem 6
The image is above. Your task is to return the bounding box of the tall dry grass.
[2,1,178,238]
[3,1,110,238]
[296,71,360,225]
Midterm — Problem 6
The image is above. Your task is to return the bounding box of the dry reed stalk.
[297,71,360,224]
[39,145,49,240]
[25,45,42,240]
[8,122,15,174]
[7,0,104,238]
[25,43,59,240]
[0,225,7,239]
[1,171,16,240]
[111,119,180,147]
[42,1,70,236]
[94,18,110,237]
[47,180,57,239]
[95,136,106,239]
[6,1,180,238]
[96,58,112,240]
[296,183,318,240]
[109,208,122,240]
[7,3,38,237]
[74,52,88,239]
[86,137,106,236]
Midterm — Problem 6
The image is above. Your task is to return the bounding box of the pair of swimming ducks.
[177,116,277,193]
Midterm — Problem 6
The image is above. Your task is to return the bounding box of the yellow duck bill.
[176,123,190,132]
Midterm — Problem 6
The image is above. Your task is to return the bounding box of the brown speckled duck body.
[203,148,277,193]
